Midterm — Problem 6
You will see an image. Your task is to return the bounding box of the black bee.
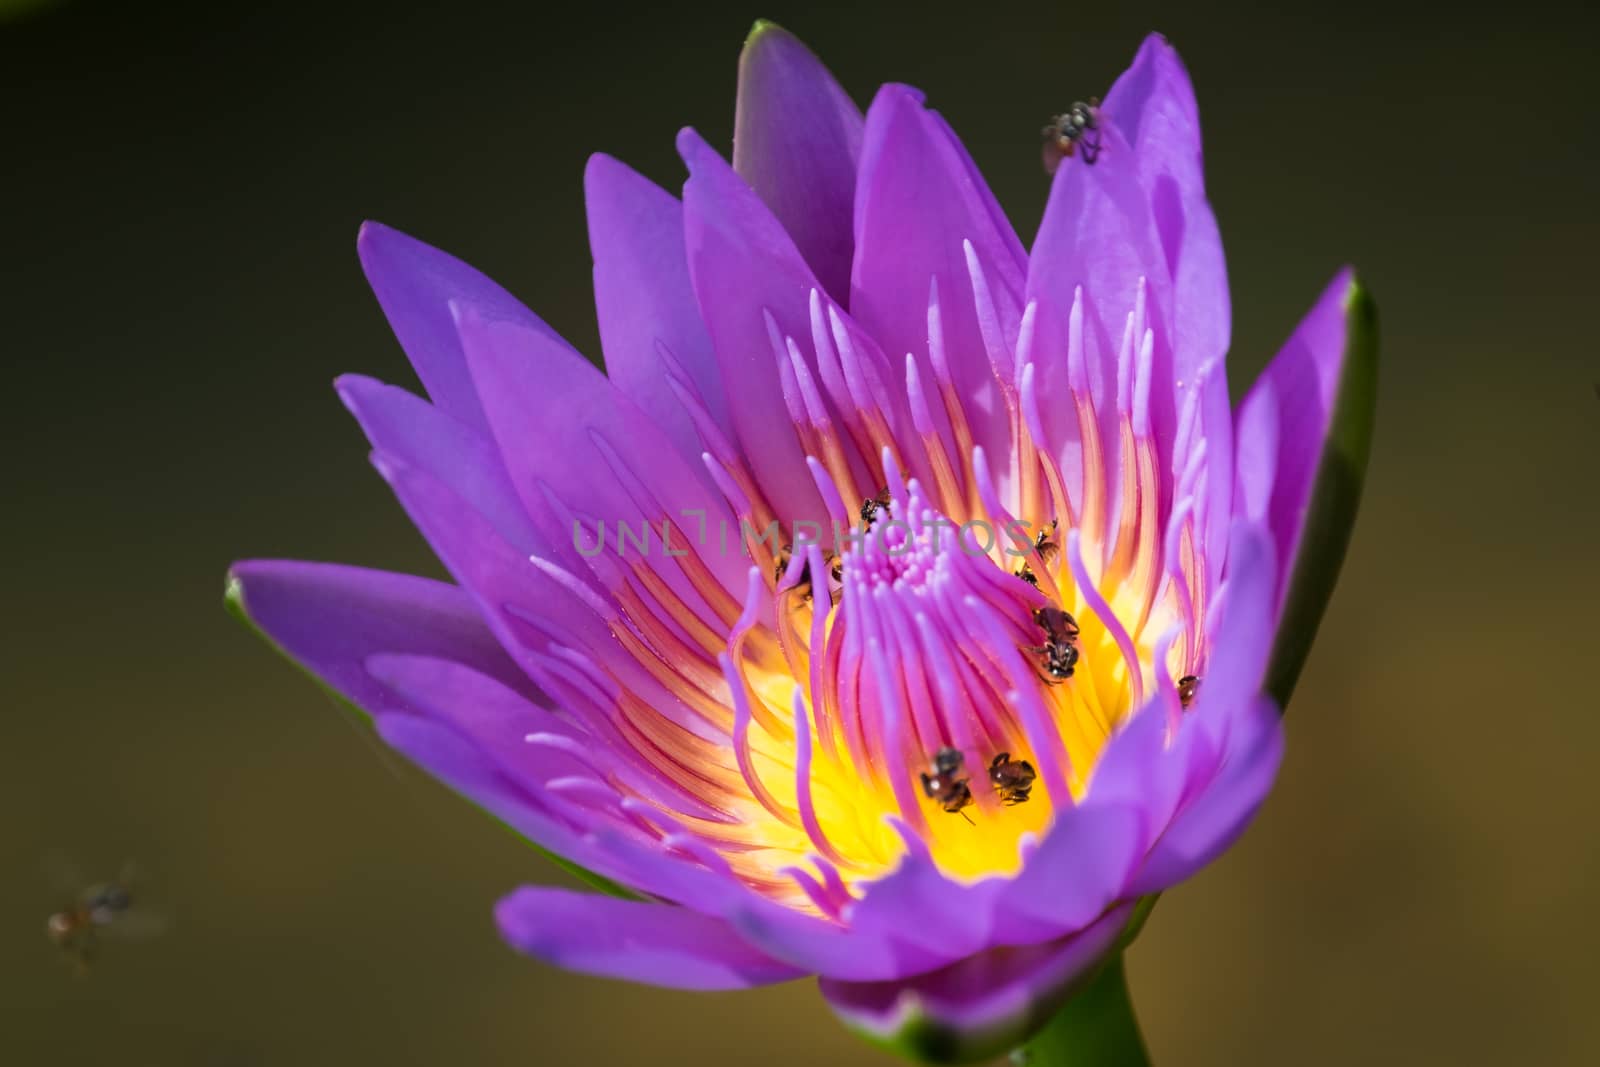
[1026,606,1082,682]
[988,752,1037,806]
[1177,675,1201,709]
[1014,521,1059,588]
[1033,520,1060,568]
[1042,99,1102,173]
[1026,640,1080,681]
[919,747,974,821]
[860,487,892,528]
[1033,606,1080,644]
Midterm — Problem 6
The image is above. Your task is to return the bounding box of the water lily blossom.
[228,23,1375,1064]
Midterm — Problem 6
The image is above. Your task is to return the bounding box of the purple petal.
[1234,269,1377,704]
[334,374,545,555]
[225,560,536,716]
[851,83,1026,470]
[584,153,732,466]
[454,301,745,597]
[357,222,556,433]
[1122,519,1285,893]
[1103,33,1229,372]
[366,652,722,824]
[1026,119,1176,472]
[818,904,1133,1063]
[368,451,717,746]
[994,803,1147,942]
[733,21,862,304]
[375,713,672,899]
[1131,695,1282,894]
[679,127,836,518]
[1235,269,1355,582]
[495,886,805,990]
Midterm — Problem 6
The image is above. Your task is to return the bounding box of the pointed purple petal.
[733,21,862,304]
[454,301,745,597]
[852,83,1026,469]
[357,222,554,432]
[1234,269,1378,704]
[679,127,833,518]
[334,374,546,555]
[584,153,732,466]
[1104,33,1229,372]
[225,560,536,717]
[495,886,804,990]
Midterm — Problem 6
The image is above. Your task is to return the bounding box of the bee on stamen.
[1178,674,1201,709]
[1042,98,1102,173]
[1033,520,1060,568]
[988,752,1037,806]
[772,546,842,605]
[1026,606,1082,682]
[859,487,892,528]
[1014,562,1040,588]
[919,747,975,822]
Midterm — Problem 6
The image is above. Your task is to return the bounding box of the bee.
[1033,605,1080,644]
[1042,99,1102,173]
[46,864,162,972]
[919,747,974,822]
[988,752,1037,806]
[1033,520,1060,568]
[860,487,892,528]
[1177,674,1201,709]
[1014,521,1059,587]
[1026,606,1082,682]
[774,547,843,605]
[1026,639,1080,681]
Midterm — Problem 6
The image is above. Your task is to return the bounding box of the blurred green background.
[4,0,1597,1063]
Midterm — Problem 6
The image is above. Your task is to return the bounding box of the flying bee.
[45,863,163,972]
[988,752,1037,806]
[1177,674,1201,709]
[1042,98,1102,173]
[860,487,892,528]
[919,747,974,822]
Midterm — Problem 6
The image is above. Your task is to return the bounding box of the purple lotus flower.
[228,24,1374,1063]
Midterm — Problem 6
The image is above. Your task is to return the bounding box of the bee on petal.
[1042,98,1102,173]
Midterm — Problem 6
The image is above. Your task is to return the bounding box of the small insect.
[1026,606,1082,681]
[919,747,975,821]
[1033,520,1060,568]
[773,547,842,604]
[989,752,1037,806]
[1042,98,1102,173]
[1014,562,1040,588]
[45,864,162,972]
[1026,639,1081,681]
[1177,674,1201,709]
[860,487,892,528]
[1033,605,1080,644]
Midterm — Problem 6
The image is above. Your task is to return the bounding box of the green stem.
[1011,954,1151,1067]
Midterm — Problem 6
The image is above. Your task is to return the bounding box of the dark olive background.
[4,0,1597,1063]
